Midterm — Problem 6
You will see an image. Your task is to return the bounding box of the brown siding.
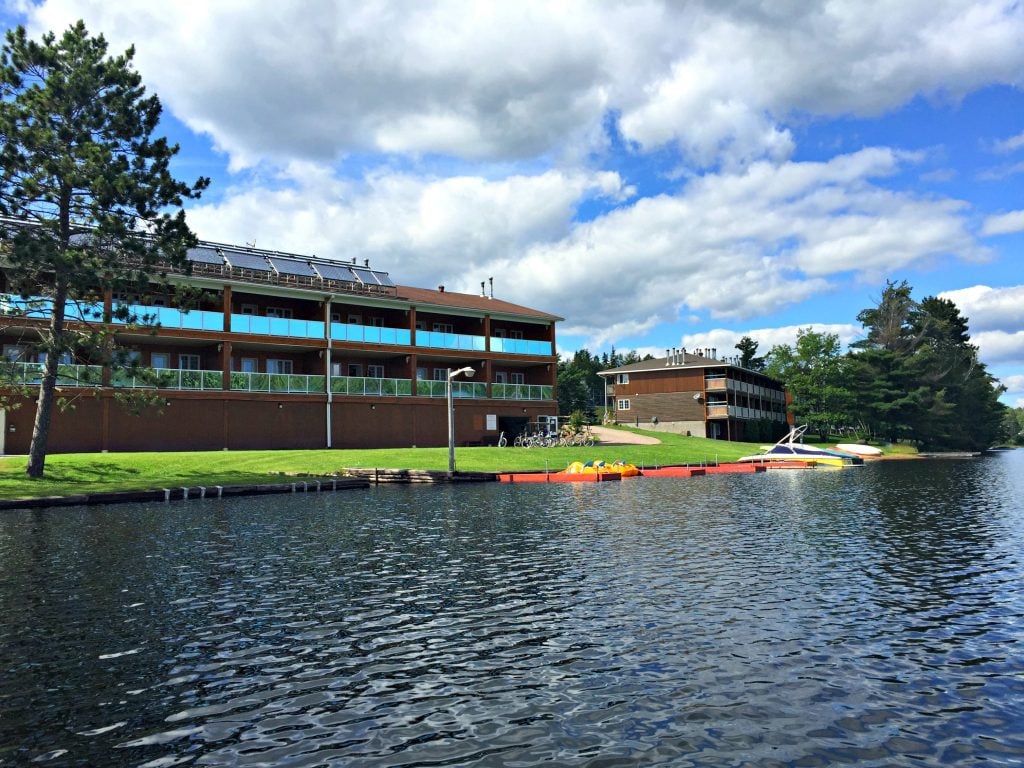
[619,392,705,424]
[615,368,705,396]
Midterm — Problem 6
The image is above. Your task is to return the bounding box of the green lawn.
[0,427,766,500]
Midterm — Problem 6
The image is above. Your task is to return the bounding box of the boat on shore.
[834,443,883,457]
[737,426,864,468]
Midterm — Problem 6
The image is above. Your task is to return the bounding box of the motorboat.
[736,425,864,468]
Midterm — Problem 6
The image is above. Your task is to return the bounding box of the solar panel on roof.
[371,271,395,287]
[224,252,272,272]
[187,247,225,265]
[350,267,377,284]
[269,257,318,277]
[314,262,358,281]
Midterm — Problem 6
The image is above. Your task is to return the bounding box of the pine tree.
[0,22,209,476]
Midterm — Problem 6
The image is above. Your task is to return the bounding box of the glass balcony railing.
[111,367,223,390]
[415,331,487,352]
[2,361,104,386]
[230,314,325,339]
[230,371,326,393]
[491,383,554,401]
[1,294,104,322]
[111,304,225,332]
[414,380,487,398]
[330,322,411,346]
[330,376,412,396]
[489,337,553,356]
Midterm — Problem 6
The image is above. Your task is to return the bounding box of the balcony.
[415,330,487,352]
[2,361,104,386]
[230,371,326,393]
[330,376,412,397]
[489,337,553,356]
[705,377,727,392]
[416,380,487,398]
[491,383,554,401]
[112,367,223,390]
[230,314,325,339]
[1,294,103,322]
[112,304,224,332]
[331,322,411,346]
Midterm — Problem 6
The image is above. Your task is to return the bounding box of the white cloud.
[1000,374,1024,394]
[993,131,1024,154]
[972,330,1024,366]
[23,0,1024,168]
[184,149,982,345]
[938,285,1024,332]
[680,325,863,359]
[980,210,1024,236]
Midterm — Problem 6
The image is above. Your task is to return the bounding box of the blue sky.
[4,1,1023,405]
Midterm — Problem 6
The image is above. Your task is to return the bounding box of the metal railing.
[1,294,104,322]
[489,337,553,356]
[230,314,326,339]
[1,361,104,387]
[491,383,553,401]
[416,380,487,398]
[330,376,412,396]
[111,367,224,390]
[112,304,225,332]
[230,371,326,393]
[415,331,487,352]
[330,323,411,346]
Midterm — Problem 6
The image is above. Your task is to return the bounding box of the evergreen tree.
[735,336,764,370]
[0,22,209,476]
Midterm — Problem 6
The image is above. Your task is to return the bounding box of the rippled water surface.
[3,452,1024,766]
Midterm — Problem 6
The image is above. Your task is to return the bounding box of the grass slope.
[0,427,764,500]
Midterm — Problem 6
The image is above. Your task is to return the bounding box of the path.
[590,426,662,446]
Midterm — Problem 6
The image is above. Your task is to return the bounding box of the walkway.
[590,426,662,446]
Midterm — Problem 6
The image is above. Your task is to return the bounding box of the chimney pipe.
[481,281,486,297]
[488,277,494,299]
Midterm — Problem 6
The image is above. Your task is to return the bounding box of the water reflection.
[1,453,1023,765]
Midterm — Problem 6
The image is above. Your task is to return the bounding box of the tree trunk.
[26,283,68,478]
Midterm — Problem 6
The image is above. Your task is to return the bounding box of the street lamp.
[447,366,476,475]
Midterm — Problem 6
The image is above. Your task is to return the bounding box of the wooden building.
[0,239,560,454]
[598,348,790,441]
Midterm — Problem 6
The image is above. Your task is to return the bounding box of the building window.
[494,371,507,384]
[3,344,27,362]
[509,330,524,339]
[179,354,200,370]
[617,398,631,410]
[433,368,448,381]
[494,329,506,338]
[367,364,384,378]
[415,321,426,331]
[151,352,170,369]
[510,372,525,385]
[240,303,258,315]
[432,322,453,334]
[267,359,293,375]
[370,317,384,327]
[616,373,629,384]
[347,314,361,324]
[348,363,363,377]
[330,311,342,323]
[240,357,257,373]
[416,366,428,380]
[266,307,293,319]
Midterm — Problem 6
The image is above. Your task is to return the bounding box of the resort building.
[0,239,560,454]
[598,348,791,441]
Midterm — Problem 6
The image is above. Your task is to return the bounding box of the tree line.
[560,280,1013,450]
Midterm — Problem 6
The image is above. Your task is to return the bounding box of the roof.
[599,352,781,383]
[396,285,561,322]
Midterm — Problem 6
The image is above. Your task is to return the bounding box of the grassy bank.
[0,428,763,500]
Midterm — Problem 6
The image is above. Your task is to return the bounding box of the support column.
[220,340,232,390]
[222,285,232,332]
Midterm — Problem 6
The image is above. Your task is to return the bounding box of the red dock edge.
[498,463,767,483]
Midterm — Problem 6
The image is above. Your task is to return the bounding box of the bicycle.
[497,431,508,448]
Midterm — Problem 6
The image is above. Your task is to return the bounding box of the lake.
[2,452,1023,766]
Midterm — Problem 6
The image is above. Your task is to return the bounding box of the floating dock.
[499,463,766,483]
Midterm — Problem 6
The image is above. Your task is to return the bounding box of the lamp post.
[447,366,476,475]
